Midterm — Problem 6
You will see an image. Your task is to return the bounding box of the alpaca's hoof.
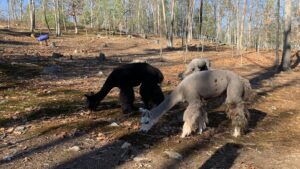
[181,123,192,138]
[140,123,152,133]
[139,107,150,114]
[140,107,151,124]
[232,127,241,137]
[198,119,207,134]
[181,131,191,138]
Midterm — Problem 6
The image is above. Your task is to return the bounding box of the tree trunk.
[181,2,185,47]
[62,0,67,32]
[53,0,61,36]
[185,1,189,51]
[216,0,222,43]
[137,0,140,33]
[74,15,78,34]
[275,0,280,66]
[280,0,292,71]
[198,0,204,54]
[56,0,61,36]
[247,0,253,48]
[7,0,10,29]
[239,0,247,50]
[187,0,195,42]
[215,0,222,51]
[161,0,168,39]
[225,7,233,45]
[90,1,93,28]
[298,0,300,47]
[43,0,51,33]
[199,0,203,38]
[167,0,175,48]
[151,1,157,34]
[29,0,35,33]
[20,0,23,21]
[53,0,57,33]
[225,18,230,44]
[11,0,17,20]
[157,0,160,36]
[158,1,162,59]
[236,0,240,55]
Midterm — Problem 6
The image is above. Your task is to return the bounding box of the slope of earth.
[0,29,299,169]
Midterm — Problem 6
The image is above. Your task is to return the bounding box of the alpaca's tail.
[240,77,256,105]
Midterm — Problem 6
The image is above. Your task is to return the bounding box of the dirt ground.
[0,29,300,169]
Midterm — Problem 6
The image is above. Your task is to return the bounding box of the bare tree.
[19,0,23,21]
[7,0,10,29]
[247,0,253,48]
[199,0,204,54]
[161,0,167,38]
[236,0,240,54]
[66,0,83,34]
[90,0,94,28]
[29,0,35,32]
[157,0,162,59]
[137,0,141,33]
[150,0,158,34]
[42,0,51,33]
[61,0,67,32]
[280,0,292,71]
[53,0,61,36]
[275,0,280,66]
[157,0,160,36]
[199,0,203,38]
[298,0,300,46]
[215,0,223,51]
[187,0,195,42]
[239,0,247,50]
[11,0,17,21]
[216,0,221,43]
[167,0,175,48]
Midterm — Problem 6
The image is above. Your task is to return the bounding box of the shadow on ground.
[0,119,110,166]
[0,52,183,84]
[0,29,33,37]
[46,106,266,169]
[0,99,83,127]
[144,45,220,54]
[291,51,300,69]
[0,40,34,46]
[199,143,243,169]
[0,62,41,81]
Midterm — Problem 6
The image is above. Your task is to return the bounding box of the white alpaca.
[179,58,211,80]
[140,70,253,138]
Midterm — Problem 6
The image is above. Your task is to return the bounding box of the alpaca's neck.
[92,82,113,102]
[151,88,182,121]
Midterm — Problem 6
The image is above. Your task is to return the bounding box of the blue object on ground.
[37,34,49,41]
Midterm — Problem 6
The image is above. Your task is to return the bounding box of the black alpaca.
[85,63,165,112]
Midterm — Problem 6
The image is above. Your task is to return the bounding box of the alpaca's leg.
[119,87,135,113]
[226,102,248,137]
[225,77,249,137]
[182,122,193,138]
[198,106,208,134]
[181,101,203,138]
